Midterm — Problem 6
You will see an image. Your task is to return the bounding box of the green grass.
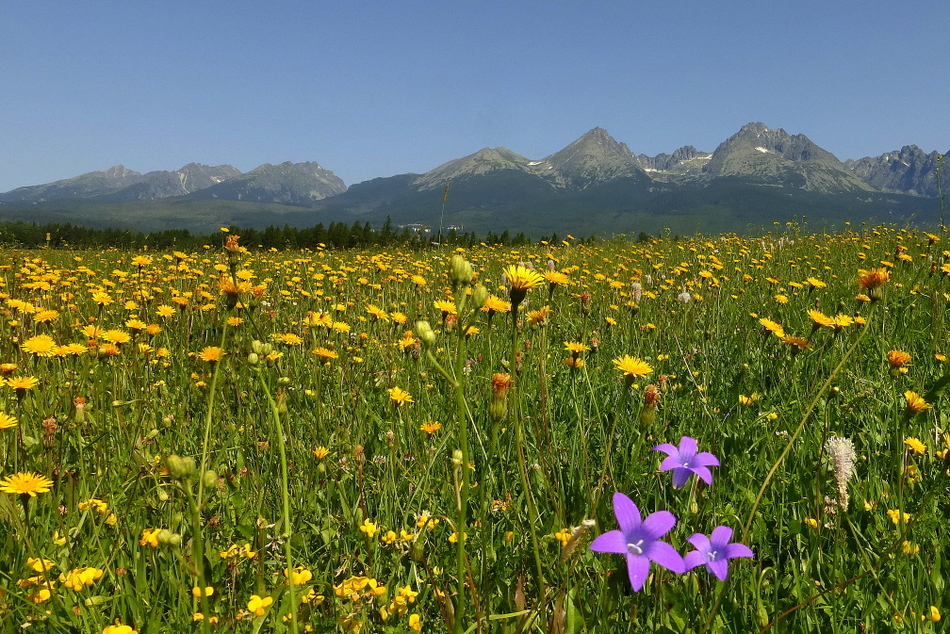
[0,224,947,633]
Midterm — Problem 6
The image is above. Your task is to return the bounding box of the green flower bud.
[449,254,474,287]
[157,529,182,549]
[166,454,196,480]
[471,285,489,311]
[415,320,437,348]
[202,470,218,489]
[410,539,425,562]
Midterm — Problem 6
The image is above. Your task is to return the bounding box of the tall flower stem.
[508,304,547,608]
[451,290,472,634]
[193,321,228,634]
[254,369,299,634]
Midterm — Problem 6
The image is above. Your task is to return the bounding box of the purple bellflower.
[683,525,754,581]
[590,492,685,591]
[652,436,720,489]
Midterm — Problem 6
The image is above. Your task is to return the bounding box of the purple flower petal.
[589,530,627,554]
[641,510,677,541]
[687,532,711,549]
[692,466,714,486]
[671,467,691,489]
[710,525,734,546]
[652,443,678,456]
[706,558,730,581]
[611,492,641,535]
[645,540,686,574]
[626,554,651,591]
[678,436,699,456]
[691,451,721,467]
[683,550,706,571]
[724,543,755,559]
[659,455,684,472]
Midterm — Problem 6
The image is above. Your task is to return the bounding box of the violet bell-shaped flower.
[589,492,685,591]
[683,525,754,581]
[652,436,720,489]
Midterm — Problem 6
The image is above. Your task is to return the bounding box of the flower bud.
[451,449,463,467]
[157,529,182,549]
[166,454,196,480]
[202,470,218,489]
[415,320,437,348]
[471,285,489,311]
[449,255,474,287]
[247,352,260,366]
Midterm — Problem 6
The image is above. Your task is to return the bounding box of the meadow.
[0,224,947,633]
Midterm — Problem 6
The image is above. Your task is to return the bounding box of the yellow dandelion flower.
[564,341,590,354]
[0,412,17,429]
[388,386,413,406]
[905,390,931,414]
[275,333,303,346]
[758,318,784,338]
[0,472,54,496]
[197,347,225,363]
[807,310,835,328]
[101,329,131,345]
[612,355,653,378]
[420,421,442,434]
[904,437,926,454]
[6,376,39,391]
[503,264,545,292]
[887,350,912,368]
[433,300,457,315]
[312,347,339,360]
[21,334,57,357]
[139,528,161,548]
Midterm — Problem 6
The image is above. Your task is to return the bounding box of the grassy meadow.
[0,224,948,633]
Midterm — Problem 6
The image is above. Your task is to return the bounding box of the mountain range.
[1,123,946,236]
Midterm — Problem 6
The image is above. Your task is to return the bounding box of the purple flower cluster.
[589,437,754,591]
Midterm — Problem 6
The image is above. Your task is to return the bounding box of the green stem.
[509,304,547,610]
[255,369,299,634]
[192,321,228,634]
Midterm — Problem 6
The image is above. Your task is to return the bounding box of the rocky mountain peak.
[542,128,643,188]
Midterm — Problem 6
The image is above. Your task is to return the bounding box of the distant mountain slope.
[701,123,875,193]
[636,146,712,180]
[540,127,649,189]
[97,163,241,201]
[0,165,145,203]
[187,161,346,204]
[845,146,949,197]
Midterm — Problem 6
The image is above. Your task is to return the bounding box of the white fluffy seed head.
[824,436,856,510]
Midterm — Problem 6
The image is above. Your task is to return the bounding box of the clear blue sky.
[2,0,948,192]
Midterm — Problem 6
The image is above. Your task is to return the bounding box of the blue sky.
[1,0,948,192]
